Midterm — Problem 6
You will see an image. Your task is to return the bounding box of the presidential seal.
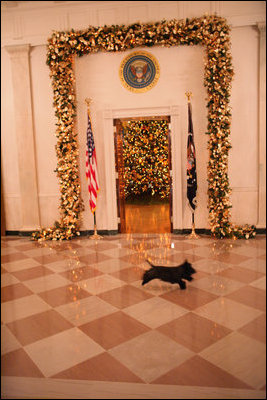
[119,51,160,93]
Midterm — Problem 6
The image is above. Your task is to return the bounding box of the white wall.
[1,1,266,232]
[74,44,208,230]
[229,25,260,225]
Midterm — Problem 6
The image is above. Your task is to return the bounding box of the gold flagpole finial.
[85,98,92,113]
[85,97,92,106]
[185,91,192,103]
[85,98,93,118]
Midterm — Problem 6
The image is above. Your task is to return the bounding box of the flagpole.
[90,211,103,240]
[85,98,103,240]
[187,211,199,239]
[185,92,199,240]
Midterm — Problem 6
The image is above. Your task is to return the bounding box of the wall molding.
[103,104,184,230]
[1,1,265,48]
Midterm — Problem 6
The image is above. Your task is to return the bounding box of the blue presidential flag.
[186,102,197,212]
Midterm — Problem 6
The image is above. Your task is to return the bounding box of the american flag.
[186,102,197,212]
[86,113,99,213]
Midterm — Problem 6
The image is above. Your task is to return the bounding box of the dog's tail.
[146,259,153,267]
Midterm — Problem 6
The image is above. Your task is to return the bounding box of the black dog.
[142,259,196,289]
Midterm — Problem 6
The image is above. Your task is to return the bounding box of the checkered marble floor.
[1,233,266,399]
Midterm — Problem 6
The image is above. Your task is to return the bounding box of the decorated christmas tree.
[122,119,170,202]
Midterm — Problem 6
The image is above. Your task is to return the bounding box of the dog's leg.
[142,268,157,285]
[184,275,193,281]
[178,280,186,289]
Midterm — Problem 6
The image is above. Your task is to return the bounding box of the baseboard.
[79,230,119,236]
[3,228,266,238]
[255,228,266,234]
[172,229,212,235]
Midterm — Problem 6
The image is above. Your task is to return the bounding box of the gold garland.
[32,15,256,240]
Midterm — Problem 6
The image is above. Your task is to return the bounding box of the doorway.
[114,116,173,234]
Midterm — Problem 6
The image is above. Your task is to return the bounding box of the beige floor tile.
[185,245,220,258]
[1,253,29,264]
[152,355,252,389]
[1,325,21,355]
[131,278,179,295]
[78,253,112,265]
[250,277,266,290]
[101,247,138,258]
[1,294,51,324]
[216,266,265,284]
[79,311,150,350]
[194,297,263,330]
[98,284,153,309]
[92,258,135,273]
[42,259,81,273]
[123,297,188,328]
[79,274,125,294]
[144,256,185,268]
[119,253,147,266]
[11,265,54,281]
[200,332,266,389]
[109,266,145,283]
[2,258,41,272]
[165,253,203,264]
[13,243,45,252]
[52,352,144,382]
[59,247,96,258]
[225,285,266,311]
[160,286,218,310]
[6,309,73,346]
[22,247,58,257]
[229,245,266,258]
[1,283,33,302]
[1,247,20,255]
[23,274,71,293]
[109,330,194,383]
[55,295,118,326]
[60,265,103,282]
[1,348,44,377]
[33,254,69,265]
[87,242,119,251]
[145,247,180,260]
[210,252,250,265]
[1,272,19,287]
[238,313,266,343]
[38,284,91,307]
[166,242,199,251]
[238,258,267,273]
[157,312,232,352]
[190,275,244,296]
[182,237,216,246]
[24,327,105,377]
[2,238,28,246]
[193,258,230,274]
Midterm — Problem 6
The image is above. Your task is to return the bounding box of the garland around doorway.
[32,15,256,240]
